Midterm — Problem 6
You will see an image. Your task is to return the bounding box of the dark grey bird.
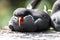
[8,0,51,32]
[8,8,36,32]
[51,0,60,31]
[8,8,51,32]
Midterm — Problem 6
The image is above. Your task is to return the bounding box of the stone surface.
[0,26,60,40]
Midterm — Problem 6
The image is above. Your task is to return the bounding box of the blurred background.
[0,0,56,26]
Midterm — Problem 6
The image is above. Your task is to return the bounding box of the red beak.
[18,17,23,26]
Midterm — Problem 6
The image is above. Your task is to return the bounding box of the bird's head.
[15,16,25,26]
[13,8,32,26]
[51,11,60,31]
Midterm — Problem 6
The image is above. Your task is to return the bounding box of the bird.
[8,7,51,32]
[51,0,60,31]
[8,8,37,32]
[8,0,51,32]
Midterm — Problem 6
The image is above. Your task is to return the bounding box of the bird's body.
[8,0,51,32]
[30,9,50,31]
[8,8,50,32]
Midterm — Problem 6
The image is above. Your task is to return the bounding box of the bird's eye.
[53,18,56,22]
[15,18,16,19]
[15,17,17,19]
[14,17,18,20]
[42,15,46,18]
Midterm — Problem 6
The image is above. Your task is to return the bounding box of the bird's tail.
[26,0,41,9]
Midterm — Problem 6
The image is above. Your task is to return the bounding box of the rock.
[0,26,60,40]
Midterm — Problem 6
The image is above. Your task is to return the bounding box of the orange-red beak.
[18,17,23,26]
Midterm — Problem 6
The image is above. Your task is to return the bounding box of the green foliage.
[0,0,54,26]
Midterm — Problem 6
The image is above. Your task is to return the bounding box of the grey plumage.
[9,8,51,32]
[9,8,27,31]
[20,15,36,32]
[8,16,21,31]
[51,11,60,31]
[28,9,51,31]
[8,0,51,32]
[34,11,50,31]
[52,0,60,14]
[51,0,60,31]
